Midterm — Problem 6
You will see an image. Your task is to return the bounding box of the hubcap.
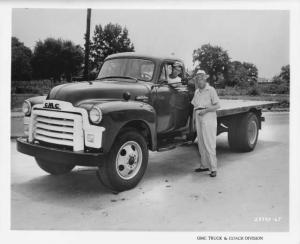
[248,120,258,145]
[116,141,143,180]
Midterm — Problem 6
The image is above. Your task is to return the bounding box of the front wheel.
[35,158,75,175]
[97,129,149,192]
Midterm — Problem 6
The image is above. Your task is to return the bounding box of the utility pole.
[84,8,91,80]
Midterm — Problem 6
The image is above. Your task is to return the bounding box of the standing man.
[191,70,220,177]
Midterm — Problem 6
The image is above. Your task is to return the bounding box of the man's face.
[196,75,207,89]
[172,67,181,77]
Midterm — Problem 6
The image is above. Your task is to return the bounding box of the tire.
[97,129,149,192]
[228,117,240,151]
[228,112,259,152]
[35,158,75,175]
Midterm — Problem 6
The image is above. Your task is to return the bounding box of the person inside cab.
[167,62,182,84]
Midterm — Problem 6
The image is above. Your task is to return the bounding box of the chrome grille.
[31,109,84,151]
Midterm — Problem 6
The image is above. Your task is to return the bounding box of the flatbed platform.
[217,99,278,117]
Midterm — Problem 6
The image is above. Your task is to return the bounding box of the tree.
[90,23,135,68]
[11,37,33,81]
[61,40,85,81]
[242,62,258,85]
[31,38,84,82]
[272,64,290,84]
[225,61,244,86]
[225,61,258,87]
[279,64,290,83]
[192,44,230,87]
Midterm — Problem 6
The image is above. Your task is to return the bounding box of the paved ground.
[11,112,289,231]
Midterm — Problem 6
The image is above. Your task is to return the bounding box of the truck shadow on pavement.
[12,138,281,209]
[12,167,109,202]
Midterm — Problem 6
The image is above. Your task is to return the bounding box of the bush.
[11,79,66,95]
[15,87,40,94]
[217,86,260,96]
[247,85,261,96]
[217,86,242,96]
[259,82,289,94]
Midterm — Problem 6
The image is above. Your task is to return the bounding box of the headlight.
[22,100,31,116]
[89,106,102,123]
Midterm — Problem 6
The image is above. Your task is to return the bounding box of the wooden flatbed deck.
[217,99,278,117]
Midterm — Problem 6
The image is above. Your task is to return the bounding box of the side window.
[159,62,184,84]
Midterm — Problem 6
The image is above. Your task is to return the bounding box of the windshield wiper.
[96,76,139,82]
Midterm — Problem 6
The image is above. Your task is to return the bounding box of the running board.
[157,145,177,152]
[157,140,195,152]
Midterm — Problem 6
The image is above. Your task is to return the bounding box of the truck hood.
[48,79,152,106]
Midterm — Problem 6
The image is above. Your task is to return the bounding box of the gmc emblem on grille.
[43,102,60,110]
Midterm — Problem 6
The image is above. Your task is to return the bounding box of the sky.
[12,9,289,79]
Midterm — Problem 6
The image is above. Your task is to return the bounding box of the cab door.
[153,62,190,134]
[152,63,172,133]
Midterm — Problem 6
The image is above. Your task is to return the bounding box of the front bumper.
[17,137,105,166]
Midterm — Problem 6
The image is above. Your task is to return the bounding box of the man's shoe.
[209,171,217,177]
[194,168,209,172]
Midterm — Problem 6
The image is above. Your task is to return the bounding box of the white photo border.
[1,1,299,244]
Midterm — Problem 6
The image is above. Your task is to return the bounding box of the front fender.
[97,101,157,153]
[27,95,47,105]
[25,96,47,115]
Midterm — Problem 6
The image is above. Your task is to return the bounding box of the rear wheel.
[35,158,75,175]
[97,129,148,192]
[228,112,259,152]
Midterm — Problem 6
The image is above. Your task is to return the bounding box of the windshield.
[97,58,155,82]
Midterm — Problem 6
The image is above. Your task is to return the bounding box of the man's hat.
[195,70,209,79]
[172,62,182,71]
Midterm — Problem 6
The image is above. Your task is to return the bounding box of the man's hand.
[198,108,207,116]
